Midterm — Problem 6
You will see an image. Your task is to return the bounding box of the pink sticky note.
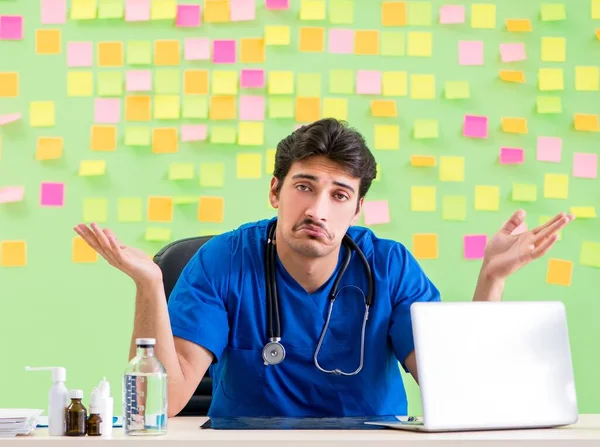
[500,147,524,164]
[125,0,150,22]
[181,124,207,142]
[0,113,22,126]
[0,186,25,203]
[265,0,289,10]
[439,5,465,24]
[213,40,236,64]
[240,96,265,121]
[126,70,152,91]
[464,235,487,260]
[364,200,390,225]
[40,182,64,207]
[241,69,265,88]
[463,115,488,138]
[459,40,484,66]
[184,38,210,60]
[0,16,24,40]
[176,4,201,27]
[67,42,93,67]
[537,136,562,162]
[231,0,256,21]
[41,0,67,24]
[573,153,598,178]
[499,43,526,63]
[356,70,382,95]
[328,29,354,54]
[94,98,121,124]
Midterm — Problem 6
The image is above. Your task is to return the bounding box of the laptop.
[366,301,578,432]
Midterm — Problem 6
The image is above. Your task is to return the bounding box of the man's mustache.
[293,219,332,240]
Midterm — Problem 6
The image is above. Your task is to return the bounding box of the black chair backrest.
[153,235,215,416]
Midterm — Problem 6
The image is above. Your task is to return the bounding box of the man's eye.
[297,185,310,191]
[335,194,349,201]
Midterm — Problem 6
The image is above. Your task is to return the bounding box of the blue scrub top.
[168,218,441,417]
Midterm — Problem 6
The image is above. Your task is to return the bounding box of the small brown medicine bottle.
[65,389,87,436]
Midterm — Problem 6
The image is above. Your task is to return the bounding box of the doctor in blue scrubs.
[74,118,572,418]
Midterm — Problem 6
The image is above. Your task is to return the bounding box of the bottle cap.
[70,389,83,399]
[24,366,66,382]
[98,377,111,397]
[89,387,100,412]
[136,338,156,346]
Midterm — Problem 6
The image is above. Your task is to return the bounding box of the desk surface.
[8,414,600,446]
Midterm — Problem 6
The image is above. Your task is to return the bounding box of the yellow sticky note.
[152,127,178,153]
[407,32,432,57]
[499,70,525,83]
[354,30,379,55]
[410,155,436,167]
[0,241,27,267]
[71,0,97,19]
[241,38,266,63]
[383,71,407,96]
[36,29,61,55]
[546,259,572,286]
[575,66,600,91]
[512,184,537,202]
[83,198,108,223]
[98,41,123,67]
[298,73,322,97]
[148,196,173,222]
[413,234,438,260]
[199,162,225,187]
[265,25,291,45]
[414,119,438,139]
[90,125,117,151]
[593,0,600,19]
[168,163,194,180]
[506,18,532,32]
[145,227,172,242]
[36,137,63,160]
[299,27,325,52]
[212,71,238,95]
[30,101,55,127]
[67,71,93,97]
[501,117,528,134]
[381,31,405,56]
[265,149,276,174]
[238,122,265,146]
[544,173,569,199]
[155,40,180,66]
[410,74,435,99]
[471,4,496,29]
[151,0,177,19]
[574,114,600,132]
[300,0,326,20]
[370,100,397,117]
[79,160,106,176]
[268,71,294,94]
[154,95,180,120]
[374,125,399,150]
[330,0,354,24]
[0,72,18,97]
[72,237,98,263]
[210,126,236,144]
[322,98,348,120]
[204,0,229,22]
[596,29,600,40]
[444,81,470,99]
[411,186,436,212]
[541,37,566,62]
[198,196,224,223]
[570,207,597,218]
[236,153,262,179]
[439,156,465,182]
[474,186,499,211]
[295,97,320,122]
[118,198,143,222]
[442,196,467,221]
[538,68,564,91]
[209,96,236,120]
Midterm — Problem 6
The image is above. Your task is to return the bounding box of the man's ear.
[351,197,364,226]
[269,177,280,209]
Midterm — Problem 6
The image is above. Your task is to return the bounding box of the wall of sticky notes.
[1,0,599,414]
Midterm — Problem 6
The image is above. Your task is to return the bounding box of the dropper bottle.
[24,366,70,436]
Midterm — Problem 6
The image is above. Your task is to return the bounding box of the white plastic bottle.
[97,377,114,437]
[25,366,70,436]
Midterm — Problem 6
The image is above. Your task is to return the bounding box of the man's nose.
[305,193,329,222]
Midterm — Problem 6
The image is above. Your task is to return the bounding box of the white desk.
[8,414,600,446]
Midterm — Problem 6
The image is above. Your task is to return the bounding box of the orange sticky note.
[210,96,236,120]
[148,196,173,222]
[152,127,178,153]
[36,137,63,160]
[354,30,379,55]
[295,97,320,122]
[204,0,230,22]
[370,100,397,117]
[410,155,436,167]
[36,29,61,54]
[97,41,123,67]
[72,237,98,263]
[198,196,224,223]
[125,96,151,121]
[505,18,532,32]
[184,70,209,95]
[413,234,438,260]
[90,125,117,151]
[1,241,27,267]
[241,38,265,63]
[499,70,525,83]
[0,72,18,97]
[546,259,572,286]
[574,114,600,132]
[382,2,407,26]
[501,117,528,134]
[299,27,325,52]
[155,40,180,66]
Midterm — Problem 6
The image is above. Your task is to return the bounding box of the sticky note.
[374,125,400,150]
[71,0,97,19]
[580,241,600,268]
[459,40,484,65]
[269,71,294,95]
[538,68,564,91]
[155,69,180,94]
[537,96,562,114]
[173,196,199,205]
[499,43,526,63]
[241,69,265,88]
[30,102,55,127]
[268,97,294,118]
[125,0,151,21]
[94,98,120,124]
[575,66,600,91]
[502,117,528,134]
[169,163,194,180]
[363,200,390,226]
[300,0,326,20]
[67,71,93,97]
[544,173,568,199]
[381,31,405,56]
[322,98,348,120]
[148,196,173,222]
[464,235,487,260]
[98,0,124,18]
[127,41,152,65]
[79,160,106,176]
[83,198,108,223]
[0,16,23,40]
[0,241,27,267]
[209,96,235,120]
[471,3,496,29]
[537,137,562,162]
[330,0,353,24]
[444,81,470,99]
[241,38,265,63]
[198,196,224,223]
[299,27,325,52]
[541,37,566,62]
[407,1,432,26]
[204,0,229,22]
[407,32,432,57]
[295,97,321,122]
[176,4,200,26]
[329,29,354,54]
[236,153,262,179]
[573,153,598,178]
[500,70,525,83]
[154,95,180,120]
[181,124,207,142]
[98,41,123,67]
[266,0,289,9]
[410,155,436,167]
[439,156,464,182]
[411,186,436,212]
[329,69,355,94]
[125,126,150,146]
[36,137,63,160]
[546,259,572,286]
[239,96,265,121]
[230,0,256,21]
[265,149,276,174]
[152,128,178,153]
[40,182,65,207]
[0,73,18,97]
[474,186,499,211]
[570,207,597,219]
[73,237,98,263]
[238,122,265,146]
[381,2,406,26]
[512,184,537,202]
[184,38,210,61]
[183,96,208,119]
[463,115,487,138]
[151,0,176,19]
[145,227,172,242]
[213,40,236,64]
[541,3,566,21]
[67,42,93,67]
[155,40,180,66]
[354,30,379,55]
[411,234,437,260]
[574,114,600,132]
[0,186,24,203]
[199,163,225,187]
[410,74,435,99]
[594,0,600,19]
[125,96,151,121]
[506,18,532,32]
[90,125,117,151]
[266,25,291,45]
[210,126,236,144]
[41,0,68,24]
[36,29,62,55]
[371,100,397,117]
[126,70,152,92]
[118,197,143,222]
[442,196,467,221]
[297,73,322,97]
[500,147,524,164]
[356,70,382,95]
[212,71,238,95]
[97,71,124,96]
[414,119,438,139]
[440,5,465,24]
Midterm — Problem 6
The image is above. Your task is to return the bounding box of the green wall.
[1,0,599,416]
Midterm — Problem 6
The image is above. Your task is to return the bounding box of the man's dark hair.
[273,118,377,202]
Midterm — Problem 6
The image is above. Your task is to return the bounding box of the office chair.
[153,235,215,416]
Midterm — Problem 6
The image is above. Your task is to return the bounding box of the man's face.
[269,156,363,258]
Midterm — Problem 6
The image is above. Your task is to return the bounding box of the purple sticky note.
[537,136,562,162]
[184,38,210,60]
[240,96,265,121]
[0,186,25,203]
[67,42,93,67]
[500,147,524,164]
[231,0,256,21]
[265,0,289,10]
[463,115,488,138]
[213,40,236,64]
[181,124,207,142]
[499,43,526,63]
[464,234,487,260]
[356,70,382,95]
[364,200,390,225]
[573,153,598,178]
[126,70,152,91]
[176,4,201,27]
[241,69,265,88]
[328,29,354,54]
[439,5,465,24]
[0,16,24,40]
[94,99,121,124]
[459,40,484,66]
[41,0,67,24]
[0,113,22,126]
[125,0,150,22]
[40,182,64,207]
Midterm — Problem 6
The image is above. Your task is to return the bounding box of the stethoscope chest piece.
[263,340,286,365]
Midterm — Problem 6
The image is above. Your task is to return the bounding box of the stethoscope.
[262,220,374,376]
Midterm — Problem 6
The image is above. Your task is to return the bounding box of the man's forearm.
[472,263,505,302]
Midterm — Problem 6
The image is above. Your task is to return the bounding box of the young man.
[74,118,572,418]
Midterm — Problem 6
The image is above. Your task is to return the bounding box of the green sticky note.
[210,126,236,144]
[444,81,470,99]
[512,184,537,202]
[539,215,562,241]
[182,96,208,119]
[414,119,439,139]
[98,0,124,18]
[329,69,354,94]
[145,227,172,242]
[297,73,322,97]
[541,3,566,21]
[125,126,150,146]
[127,41,152,65]
[329,0,354,24]
[118,198,143,222]
[442,196,467,221]
[537,96,562,114]
[199,163,225,187]
[407,1,432,26]
[154,95,180,120]
[173,196,198,205]
[83,198,108,223]
[580,241,600,268]
[155,69,180,94]
[97,72,123,96]
[169,163,194,180]
[268,97,294,118]
[381,32,405,56]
